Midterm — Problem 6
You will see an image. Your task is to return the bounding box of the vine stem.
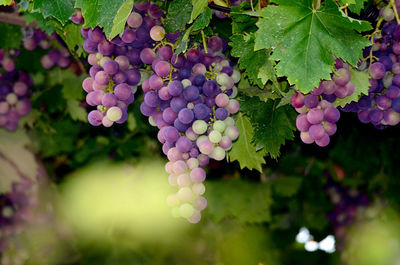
[313,0,321,10]
[390,0,400,24]
[201,30,208,54]
[0,12,32,27]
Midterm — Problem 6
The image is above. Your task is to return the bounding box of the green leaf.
[50,22,85,56]
[0,0,12,6]
[231,3,258,34]
[255,0,371,93]
[66,99,87,122]
[228,112,266,172]
[23,12,56,34]
[240,95,297,158]
[333,68,370,107]
[31,119,80,158]
[174,25,193,55]
[109,0,134,40]
[271,177,302,197]
[75,0,134,39]
[0,130,38,193]
[190,0,208,23]
[0,23,22,49]
[206,179,272,223]
[230,34,270,88]
[339,0,367,15]
[192,7,212,31]
[164,0,193,33]
[238,78,281,102]
[33,0,75,25]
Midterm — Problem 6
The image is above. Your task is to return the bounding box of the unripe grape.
[106,106,123,122]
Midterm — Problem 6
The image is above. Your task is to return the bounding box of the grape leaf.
[206,179,272,223]
[175,25,193,55]
[255,0,371,93]
[48,21,85,56]
[228,112,266,172]
[66,99,87,122]
[33,0,75,25]
[164,0,193,33]
[239,95,297,159]
[0,0,12,6]
[0,130,38,194]
[230,34,270,88]
[339,0,367,15]
[231,3,258,34]
[271,177,302,197]
[192,7,212,31]
[31,119,80,158]
[0,158,20,194]
[0,23,22,49]
[238,78,280,102]
[75,0,134,39]
[24,12,56,34]
[333,68,370,107]
[190,0,208,23]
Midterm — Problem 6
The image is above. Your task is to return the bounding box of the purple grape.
[122,29,136,43]
[140,48,156,64]
[304,95,319,108]
[103,60,119,75]
[154,61,171,77]
[114,83,132,101]
[309,124,325,140]
[168,80,183,97]
[102,93,117,108]
[178,108,194,124]
[193,103,211,120]
[369,62,385,79]
[162,107,178,124]
[174,118,190,132]
[95,71,110,85]
[113,71,127,84]
[176,136,192,153]
[125,69,141,86]
[163,126,179,143]
[324,107,340,123]
[98,40,114,56]
[170,97,187,113]
[88,110,103,126]
[183,86,200,101]
[393,97,400,112]
[144,91,160,107]
[149,74,163,90]
[215,108,228,120]
[88,27,104,43]
[202,80,220,97]
[296,114,311,132]
[140,102,156,116]
[90,65,102,78]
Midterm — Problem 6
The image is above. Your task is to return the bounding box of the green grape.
[192,120,208,134]
[208,130,222,144]
[106,106,122,122]
[179,203,195,219]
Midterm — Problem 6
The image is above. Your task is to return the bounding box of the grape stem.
[390,0,400,24]
[201,30,208,54]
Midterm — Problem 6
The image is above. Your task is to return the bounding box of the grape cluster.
[325,180,370,251]
[78,2,168,126]
[22,29,71,70]
[0,50,33,131]
[138,23,240,222]
[291,62,354,147]
[341,12,400,127]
